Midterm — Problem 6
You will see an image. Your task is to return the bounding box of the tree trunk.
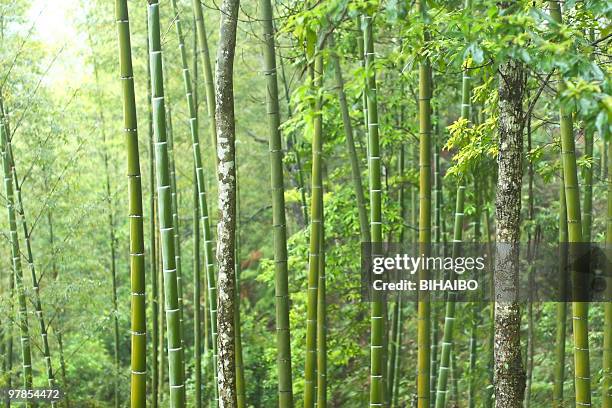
[214,0,240,405]
[493,26,526,407]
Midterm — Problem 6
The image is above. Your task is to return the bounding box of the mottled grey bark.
[215,0,240,406]
[494,47,526,408]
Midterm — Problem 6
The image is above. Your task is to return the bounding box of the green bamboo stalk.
[362,11,385,407]
[317,220,327,408]
[548,4,591,407]
[193,168,202,407]
[89,42,121,408]
[158,230,166,403]
[115,2,147,406]
[191,0,218,161]
[391,296,403,408]
[7,134,57,406]
[604,137,612,408]
[430,128,440,408]
[191,21,203,408]
[553,171,568,408]
[46,202,69,407]
[434,186,465,408]
[356,16,369,162]
[260,0,294,405]
[192,26,212,405]
[3,267,13,408]
[165,93,185,351]
[387,294,400,403]
[416,1,432,406]
[468,180,481,408]
[147,1,186,405]
[277,39,308,226]
[167,1,219,405]
[0,98,55,402]
[389,145,406,406]
[329,35,369,243]
[582,128,593,242]
[0,107,33,401]
[146,17,159,408]
[304,50,323,408]
[215,0,240,405]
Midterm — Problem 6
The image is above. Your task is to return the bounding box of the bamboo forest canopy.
[0,0,610,407]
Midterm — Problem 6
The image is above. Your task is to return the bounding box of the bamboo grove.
[0,0,610,407]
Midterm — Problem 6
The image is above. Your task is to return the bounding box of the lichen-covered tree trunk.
[493,38,526,408]
[214,0,240,405]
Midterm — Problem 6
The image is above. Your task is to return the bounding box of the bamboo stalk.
[329,34,369,243]
[363,11,385,407]
[416,1,432,406]
[7,134,57,407]
[548,4,592,406]
[304,50,323,408]
[0,106,33,404]
[553,170,568,407]
[168,2,218,404]
[260,0,294,405]
[146,16,159,408]
[115,1,147,405]
[147,1,186,405]
[191,0,218,162]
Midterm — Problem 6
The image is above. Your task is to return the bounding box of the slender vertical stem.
[304,51,323,408]
[148,1,186,405]
[191,0,218,163]
[168,2,218,404]
[548,4,591,407]
[316,219,327,408]
[115,2,147,405]
[10,141,57,406]
[416,1,432,406]
[146,16,159,408]
[330,35,369,243]
[553,171,568,408]
[260,1,294,405]
[363,11,384,407]
[582,128,593,242]
[0,109,33,405]
[46,201,69,407]
[434,186,465,408]
[277,38,308,226]
[193,167,202,408]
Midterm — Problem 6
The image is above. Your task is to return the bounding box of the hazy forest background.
[0,0,610,407]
